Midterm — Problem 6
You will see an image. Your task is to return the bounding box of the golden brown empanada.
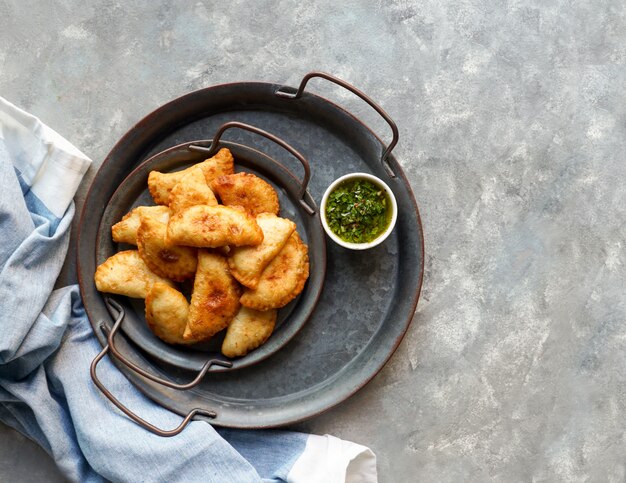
[148,148,234,205]
[111,205,170,245]
[94,250,174,298]
[167,205,263,248]
[184,250,241,342]
[145,283,196,345]
[228,213,296,289]
[221,306,277,358]
[168,166,218,214]
[211,172,280,216]
[239,232,309,310]
[137,214,197,281]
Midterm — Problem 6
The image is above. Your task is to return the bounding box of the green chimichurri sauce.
[325,178,391,244]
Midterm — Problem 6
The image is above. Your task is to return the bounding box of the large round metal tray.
[77,73,424,428]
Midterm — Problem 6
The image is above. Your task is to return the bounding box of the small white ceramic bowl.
[320,172,398,250]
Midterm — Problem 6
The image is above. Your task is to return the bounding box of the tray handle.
[189,121,316,215]
[275,71,399,178]
[90,298,230,436]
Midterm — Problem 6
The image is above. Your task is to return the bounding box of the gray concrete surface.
[1,0,625,481]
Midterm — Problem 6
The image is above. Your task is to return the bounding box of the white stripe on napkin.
[288,434,378,483]
[0,97,91,218]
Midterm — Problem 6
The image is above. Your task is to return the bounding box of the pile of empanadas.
[94,148,310,358]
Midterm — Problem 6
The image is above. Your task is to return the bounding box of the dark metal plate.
[77,80,424,428]
[98,140,325,372]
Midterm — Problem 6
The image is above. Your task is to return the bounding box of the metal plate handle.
[275,71,399,178]
[89,298,228,436]
[103,298,232,389]
[189,121,316,215]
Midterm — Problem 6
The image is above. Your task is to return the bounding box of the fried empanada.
[168,166,218,214]
[167,205,263,248]
[211,172,280,216]
[94,250,174,298]
[240,232,309,310]
[184,250,241,342]
[221,306,277,358]
[145,283,196,345]
[111,205,170,245]
[148,148,234,205]
[228,213,296,289]
[137,214,197,281]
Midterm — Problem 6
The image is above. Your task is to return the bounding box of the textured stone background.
[1,0,625,481]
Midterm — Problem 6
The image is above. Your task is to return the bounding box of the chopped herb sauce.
[325,178,391,244]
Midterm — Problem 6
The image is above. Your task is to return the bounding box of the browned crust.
[136,215,197,282]
[145,283,193,345]
[94,250,175,298]
[169,166,218,214]
[111,205,170,245]
[221,307,277,358]
[166,205,264,248]
[212,172,280,216]
[227,214,296,289]
[148,148,234,205]
[239,232,309,310]
[184,250,241,342]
